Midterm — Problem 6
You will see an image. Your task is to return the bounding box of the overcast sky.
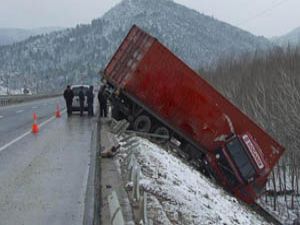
[0,0,299,37]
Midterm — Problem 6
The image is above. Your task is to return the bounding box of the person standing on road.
[79,86,85,117]
[63,85,74,117]
[98,84,108,117]
[87,85,94,117]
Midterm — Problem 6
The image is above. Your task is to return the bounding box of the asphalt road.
[0,98,94,225]
[0,97,66,147]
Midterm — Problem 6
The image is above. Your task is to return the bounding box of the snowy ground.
[258,195,299,224]
[0,85,7,95]
[0,86,29,95]
[258,168,300,224]
[115,136,271,225]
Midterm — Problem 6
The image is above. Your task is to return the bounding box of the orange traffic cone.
[32,112,39,134]
[55,104,61,118]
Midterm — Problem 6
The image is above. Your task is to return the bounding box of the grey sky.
[0,0,299,37]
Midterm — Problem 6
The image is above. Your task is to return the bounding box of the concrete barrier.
[0,93,61,107]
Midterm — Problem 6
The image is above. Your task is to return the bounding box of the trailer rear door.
[104,25,155,88]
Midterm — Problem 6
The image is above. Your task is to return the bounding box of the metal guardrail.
[109,119,154,224]
[126,146,153,225]
[0,93,61,107]
[108,191,125,225]
[0,96,9,106]
[128,154,141,202]
[142,192,153,225]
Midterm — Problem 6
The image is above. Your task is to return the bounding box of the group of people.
[63,84,108,117]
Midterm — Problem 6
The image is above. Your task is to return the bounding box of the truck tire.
[112,107,125,121]
[153,126,170,143]
[133,115,151,132]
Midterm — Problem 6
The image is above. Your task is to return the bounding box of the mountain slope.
[0,0,272,92]
[0,27,64,46]
[272,26,300,46]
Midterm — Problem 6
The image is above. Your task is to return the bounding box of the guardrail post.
[128,153,136,170]
[128,153,136,181]
[133,165,141,202]
[139,191,153,225]
[108,190,125,225]
[142,192,148,225]
[125,150,153,225]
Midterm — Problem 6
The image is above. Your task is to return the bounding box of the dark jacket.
[79,90,85,103]
[63,89,74,103]
[98,85,107,103]
[87,89,94,104]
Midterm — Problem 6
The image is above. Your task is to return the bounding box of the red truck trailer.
[103,25,285,204]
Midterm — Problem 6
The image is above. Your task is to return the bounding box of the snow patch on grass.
[117,137,271,225]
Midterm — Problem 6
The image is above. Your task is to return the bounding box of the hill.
[271,26,300,47]
[0,0,272,92]
[0,27,64,46]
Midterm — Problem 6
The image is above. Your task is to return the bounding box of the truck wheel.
[153,127,170,143]
[112,107,125,121]
[133,115,151,132]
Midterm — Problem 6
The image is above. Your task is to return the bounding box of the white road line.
[0,109,66,153]
[16,110,24,114]
[0,115,3,119]
[39,115,56,127]
[0,131,31,153]
[32,106,38,109]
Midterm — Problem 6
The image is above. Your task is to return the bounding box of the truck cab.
[207,133,269,204]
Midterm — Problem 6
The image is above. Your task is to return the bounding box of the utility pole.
[6,75,9,95]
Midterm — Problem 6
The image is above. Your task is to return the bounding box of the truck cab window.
[215,148,239,187]
[226,138,256,182]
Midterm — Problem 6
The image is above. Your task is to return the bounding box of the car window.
[72,87,89,96]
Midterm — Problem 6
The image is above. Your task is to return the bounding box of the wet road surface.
[0,101,94,225]
[0,97,65,147]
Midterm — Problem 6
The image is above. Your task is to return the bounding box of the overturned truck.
[102,25,285,204]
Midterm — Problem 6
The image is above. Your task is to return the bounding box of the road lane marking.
[16,110,24,114]
[0,115,3,119]
[32,106,38,109]
[0,131,31,153]
[0,109,66,153]
[39,114,57,127]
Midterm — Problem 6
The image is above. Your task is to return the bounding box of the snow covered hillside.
[0,27,64,46]
[271,26,300,47]
[116,137,270,225]
[0,0,272,92]
[0,85,6,95]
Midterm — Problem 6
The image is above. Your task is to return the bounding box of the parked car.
[71,85,90,112]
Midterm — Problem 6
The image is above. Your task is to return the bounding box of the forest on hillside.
[203,45,300,222]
